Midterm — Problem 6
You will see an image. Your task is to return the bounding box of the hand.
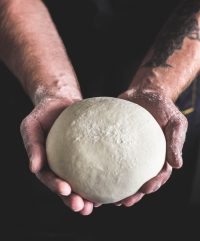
[20,97,98,215]
[116,88,188,207]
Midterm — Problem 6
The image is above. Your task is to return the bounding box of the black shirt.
[44,0,182,97]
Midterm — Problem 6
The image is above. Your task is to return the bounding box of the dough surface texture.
[46,97,166,203]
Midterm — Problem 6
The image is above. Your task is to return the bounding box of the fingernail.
[60,185,71,196]
[115,203,122,206]
[153,184,161,192]
[94,204,101,207]
[29,159,37,173]
[72,209,80,212]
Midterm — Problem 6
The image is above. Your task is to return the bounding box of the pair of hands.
[20,88,188,216]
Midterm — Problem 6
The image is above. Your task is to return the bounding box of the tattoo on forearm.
[144,0,200,68]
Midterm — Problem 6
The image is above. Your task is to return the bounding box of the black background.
[1,1,200,240]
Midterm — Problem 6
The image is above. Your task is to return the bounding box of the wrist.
[129,67,184,102]
[130,78,178,101]
[28,74,82,106]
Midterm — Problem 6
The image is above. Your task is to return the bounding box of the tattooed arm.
[131,0,200,101]
[117,0,199,207]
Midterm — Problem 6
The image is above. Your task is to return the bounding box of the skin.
[0,0,199,214]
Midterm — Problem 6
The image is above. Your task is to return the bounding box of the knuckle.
[175,159,183,169]
[181,114,188,128]
[20,119,27,133]
[171,113,188,129]
[179,113,188,126]
[171,154,183,168]
[169,119,180,129]
[25,142,33,156]
[165,162,173,173]
[20,116,31,133]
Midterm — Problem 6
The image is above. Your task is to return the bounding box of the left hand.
[115,88,188,207]
[20,96,100,215]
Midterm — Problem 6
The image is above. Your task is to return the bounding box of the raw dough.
[46,97,166,204]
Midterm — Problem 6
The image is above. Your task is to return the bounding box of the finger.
[115,191,142,206]
[33,98,78,132]
[165,114,188,168]
[119,192,144,207]
[60,193,84,212]
[20,116,45,173]
[115,203,122,206]
[36,170,71,196]
[94,203,102,207]
[140,162,172,194]
[80,200,94,216]
[118,89,135,100]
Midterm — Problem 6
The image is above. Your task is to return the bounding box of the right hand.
[20,96,99,215]
[116,88,188,207]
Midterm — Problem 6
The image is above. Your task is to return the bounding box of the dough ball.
[46,97,166,204]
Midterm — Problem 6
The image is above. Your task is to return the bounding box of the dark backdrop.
[1,1,200,240]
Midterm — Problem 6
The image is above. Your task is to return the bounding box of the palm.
[20,97,95,215]
[116,89,188,206]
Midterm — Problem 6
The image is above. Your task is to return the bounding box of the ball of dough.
[46,97,166,204]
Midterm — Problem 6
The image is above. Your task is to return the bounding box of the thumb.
[20,115,46,173]
[164,113,188,168]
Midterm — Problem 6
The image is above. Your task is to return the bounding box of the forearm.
[0,0,82,105]
[130,0,200,101]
